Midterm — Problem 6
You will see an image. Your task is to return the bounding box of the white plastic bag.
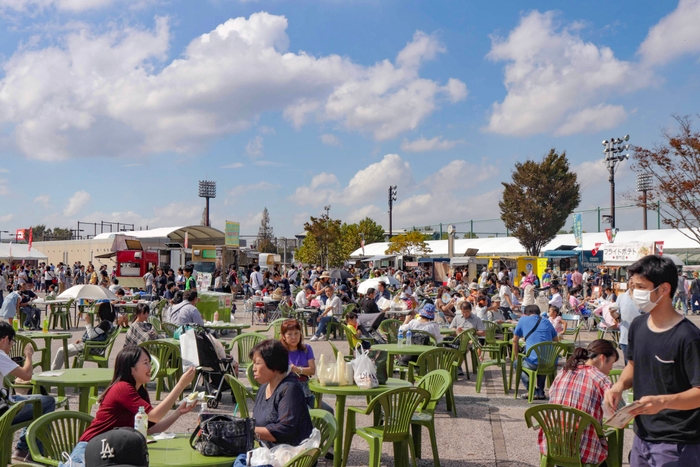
[248,428,321,467]
[179,329,199,370]
[352,345,379,389]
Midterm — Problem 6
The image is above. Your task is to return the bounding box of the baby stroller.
[193,328,237,408]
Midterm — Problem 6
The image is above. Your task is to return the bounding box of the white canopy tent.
[0,243,48,261]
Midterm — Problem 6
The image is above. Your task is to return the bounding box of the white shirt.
[398,319,444,343]
[323,295,342,317]
[288,269,298,283]
[549,292,563,308]
[0,349,19,385]
[109,284,121,293]
[295,290,309,308]
[499,285,512,307]
[250,271,264,289]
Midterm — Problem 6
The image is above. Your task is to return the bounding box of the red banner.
[605,228,612,243]
[655,241,664,256]
[591,243,603,256]
[15,229,25,241]
[28,228,33,251]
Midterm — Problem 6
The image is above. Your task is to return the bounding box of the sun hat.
[468,283,479,290]
[419,304,436,320]
[319,271,331,279]
[85,428,148,467]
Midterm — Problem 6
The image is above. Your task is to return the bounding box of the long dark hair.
[279,319,306,352]
[99,346,151,402]
[132,303,150,323]
[563,339,618,372]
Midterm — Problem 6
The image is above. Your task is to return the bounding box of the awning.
[360,255,394,262]
[450,257,475,267]
[0,243,48,261]
[543,250,581,258]
[418,257,450,263]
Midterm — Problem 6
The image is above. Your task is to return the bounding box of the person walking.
[673,271,689,315]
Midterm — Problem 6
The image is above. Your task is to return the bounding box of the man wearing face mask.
[604,255,700,466]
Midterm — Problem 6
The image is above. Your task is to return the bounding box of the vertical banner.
[225,221,240,247]
[184,231,189,249]
[655,241,664,256]
[15,229,25,241]
[572,213,583,247]
[28,228,33,251]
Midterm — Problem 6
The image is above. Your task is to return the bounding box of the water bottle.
[42,318,49,333]
[134,406,148,439]
[199,402,210,424]
[406,329,413,346]
[398,330,404,348]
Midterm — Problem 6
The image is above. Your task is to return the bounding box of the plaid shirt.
[538,365,612,465]
[124,322,162,347]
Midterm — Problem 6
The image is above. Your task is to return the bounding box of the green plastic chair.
[73,326,121,369]
[4,335,41,393]
[246,362,260,396]
[408,329,437,346]
[407,347,463,417]
[149,315,165,334]
[378,319,402,344]
[49,299,75,330]
[229,332,267,374]
[343,323,373,357]
[524,404,621,467]
[328,340,353,363]
[410,369,451,467]
[511,341,569,403]
[561,314,585,346]
[439,328,476,380]
[0,402,27,467]
[153,299,168,320]
[470,333,509,395]
[483,320,510,357]
[138,340,182,400]
[26,411,94,466]
[161,322,178,338]
[224,374,256,418]
[264,318,288,340]
[283,448,321,467]
[342,386,430,467]
[608,369,622,384]
[309,408,338,458]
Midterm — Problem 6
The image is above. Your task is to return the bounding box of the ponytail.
[563,347,590,371]
[563,339,619,372]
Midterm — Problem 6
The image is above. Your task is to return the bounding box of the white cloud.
[258,126,276,135]
[34,194,51,208]
[310,173,339,189]
[485,10,650,136]
[320,134,341,146]
[0,13,465,161]
[246,136,264,158]
[0,167,8,173]
[0,179,9,195]
[346,205,383,224]
[63,190,90,216]
[228,182,280,198]
[400,136,464,152]
[638,0,700,66]
[222,162,245,169]
[0,214,13,222]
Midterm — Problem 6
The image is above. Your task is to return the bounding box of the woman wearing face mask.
[538,339,619,466]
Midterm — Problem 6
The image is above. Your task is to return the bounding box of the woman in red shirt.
[59,346,196,467]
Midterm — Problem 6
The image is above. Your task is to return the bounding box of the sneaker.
[310,335,320,341]
[12,450,32,462]
[323,334,330,341]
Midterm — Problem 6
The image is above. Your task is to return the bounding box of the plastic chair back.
[283,448,321,467]
[150,355,161,381]
[365,387,429,440]
[608,369,622,384]
[26,411,94,466]
[524,404,605,467]
[309,409,337,457]
[265,319,287,340]
[230,332,267,368]
[416,369,451,413]
[378,319,402,344]
[415,347,463,377]
[224,374,254,418]
[409,329,437,346]
[525,341,569,376]
[161,322,178,338]
[0,403,25,466]
[482,320,502,345]
[139,341,179,378]
[246,362,260,394]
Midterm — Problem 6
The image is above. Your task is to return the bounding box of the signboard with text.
[603,242,656,264]
[225,221,240,247]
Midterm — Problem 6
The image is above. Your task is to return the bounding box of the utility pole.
[388,185,397,238]
[603,135,630,229]
[636,173,653,230]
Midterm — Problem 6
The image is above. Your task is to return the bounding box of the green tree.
[256,207,276,253]
[295,234,320,265]
[499,149,580,256]
[338,217,385,258]
[385,231,432,256]
[52,227,73,240]
[357,217,385,244]
[463,232,478,239]
[304,214,342,268]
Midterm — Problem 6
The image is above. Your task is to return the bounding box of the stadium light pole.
[388,185,397,238]
[323,205,331,270]
[603,135,630,229]
[198,180,217,227]
[636,173,653,230]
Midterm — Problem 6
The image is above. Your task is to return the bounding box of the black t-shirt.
[360,297,380,314]
[20,289,37,305]
[627,313,700,443]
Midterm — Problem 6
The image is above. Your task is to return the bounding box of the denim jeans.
[11,394,56,452]
[315,315,338,337]
[58,441,88,467]
[631,435,700,466]
[620,343,628,365]
[674,293,688,314]
[692,293,700,314]
[21,306,41,328]
[514,359,546,396]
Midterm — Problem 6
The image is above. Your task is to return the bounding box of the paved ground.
[12,302,699,466]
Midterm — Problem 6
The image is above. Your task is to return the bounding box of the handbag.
[0,387,12,417]
[189,414,255,457]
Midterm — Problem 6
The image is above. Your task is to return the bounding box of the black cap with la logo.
[85,428,149,467]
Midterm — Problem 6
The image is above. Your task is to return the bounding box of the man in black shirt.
[19,283,40,329]
[604,255,700,465]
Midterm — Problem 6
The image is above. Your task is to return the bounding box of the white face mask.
[631,285,662,313]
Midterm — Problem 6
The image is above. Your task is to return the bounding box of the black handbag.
[189,415,255,457]
[0,387,12,417]
[366,349,388,384]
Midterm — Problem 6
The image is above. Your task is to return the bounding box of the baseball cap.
[85,428,149,467]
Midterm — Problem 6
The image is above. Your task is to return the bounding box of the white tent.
[0,243,48,261]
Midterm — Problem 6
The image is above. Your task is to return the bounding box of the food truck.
[478,256,549,287]
[114,240,159,289]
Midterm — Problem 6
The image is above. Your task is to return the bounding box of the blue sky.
[0,0,699,239]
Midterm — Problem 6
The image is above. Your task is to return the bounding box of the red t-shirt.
[80,381,154,442]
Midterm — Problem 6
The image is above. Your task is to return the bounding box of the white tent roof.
[93,225,224,242]
[0,243,48,261]
[350,228,700,258]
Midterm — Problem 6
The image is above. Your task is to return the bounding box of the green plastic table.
[31,368,113,413]
[148,434,237,467]
[20,331,72,371]
[309,377,412,467]
[440,328,456,336]
[148,434,236,467]
[370,343,434,375]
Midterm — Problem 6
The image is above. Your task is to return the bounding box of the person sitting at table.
[547,305,567,336]
[279,318,334,415]
[124,303,165,347]
[19,282,41,330]
[0,285,21,327]
[295,284,314,308]
[51,302,116,370]
[59,346,197,467]
[250,339,313,448]
[310,286,342,341]
[399,303,443,344]
[0,322,56,462]
[168,289,204,326]
[435,286,456,323]
[538,339,618,466]
[112,288,131,328]
[449,301,486,337]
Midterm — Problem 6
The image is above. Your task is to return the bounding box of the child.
[548,305,567,336]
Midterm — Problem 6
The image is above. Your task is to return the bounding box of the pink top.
[548,316,564,334]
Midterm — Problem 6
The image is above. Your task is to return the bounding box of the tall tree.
[295,234,320,266]
[338,217,385,257]
[385,231,433,256]
[304,214,342,268]
[499,149,580,256]
[631,115,700,245]
[256,207,276,253]
[357,217,385,244]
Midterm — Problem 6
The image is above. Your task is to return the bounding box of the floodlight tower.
[388,185,397,238]
[602,135,630,229]
[636,173,653,230]
[198,180,217,227]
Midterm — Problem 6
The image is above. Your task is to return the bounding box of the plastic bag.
[352,344,379,389]
[317,353,353,386]
[248,428,321,467]
[179,329,200,369]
